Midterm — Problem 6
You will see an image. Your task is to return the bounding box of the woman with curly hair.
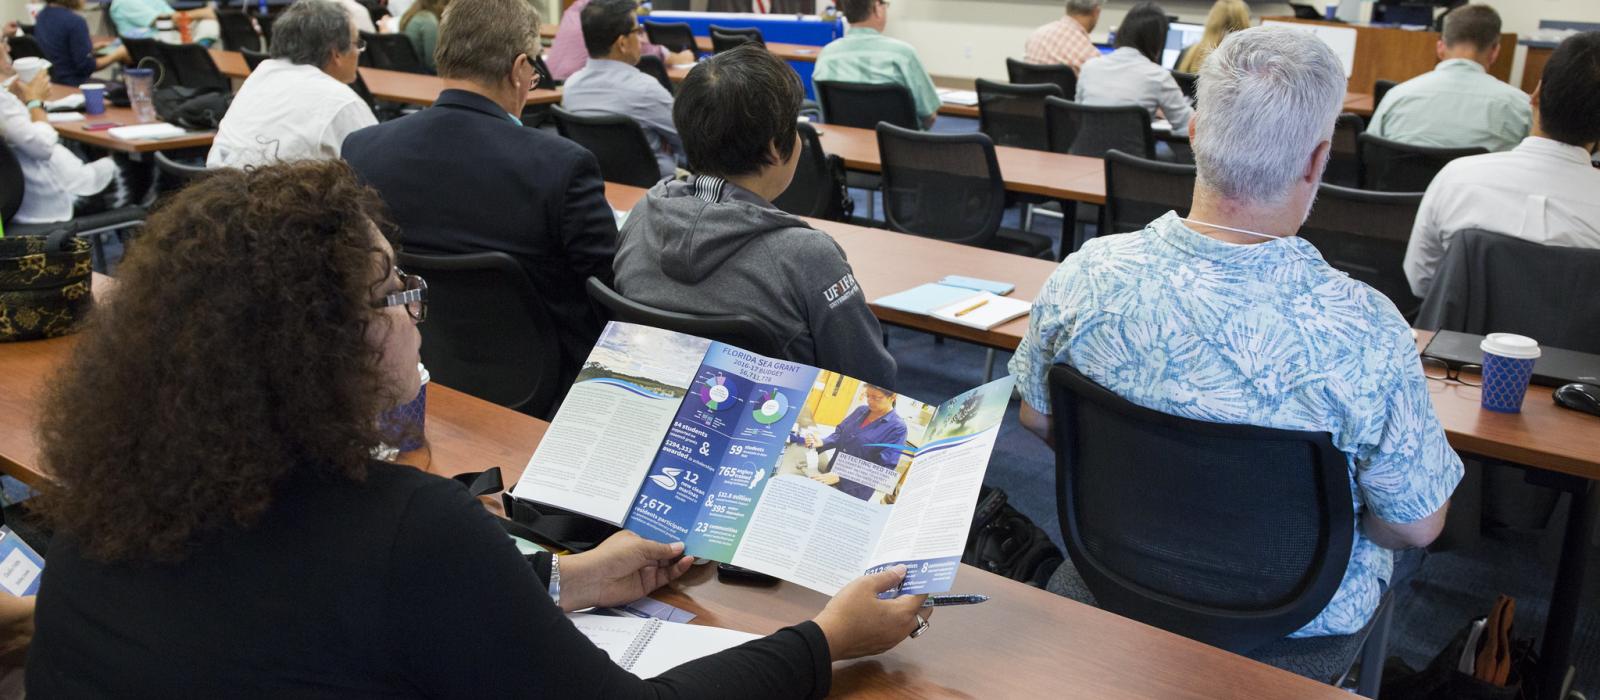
[25,160,928,697]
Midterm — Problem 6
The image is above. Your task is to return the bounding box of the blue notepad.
[873,283,981,315]
[0,526,43,597]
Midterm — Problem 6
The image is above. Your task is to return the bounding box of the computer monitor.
[1161,22,1205,69]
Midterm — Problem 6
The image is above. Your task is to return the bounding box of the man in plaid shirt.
[1024,0,1103,72]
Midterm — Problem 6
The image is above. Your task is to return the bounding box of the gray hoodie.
[614,175,897,389]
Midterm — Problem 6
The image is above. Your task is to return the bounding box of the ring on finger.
[909,614,929,639]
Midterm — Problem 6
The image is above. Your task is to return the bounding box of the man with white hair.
[1023,0,1101,72]
[1009,26,1461,641]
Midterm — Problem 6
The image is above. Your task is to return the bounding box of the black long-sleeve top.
[27,461,831,698]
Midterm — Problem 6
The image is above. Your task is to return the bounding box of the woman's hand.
[557,530,694,612]
[812,566,928,661]
[9,71,49,104]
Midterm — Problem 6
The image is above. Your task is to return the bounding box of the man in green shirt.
[1368,4,1530,153]
[813,0,939,129]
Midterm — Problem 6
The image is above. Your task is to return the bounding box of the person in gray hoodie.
[612,44,898,389]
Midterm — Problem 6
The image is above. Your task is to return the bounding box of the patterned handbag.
[0,230,94,343]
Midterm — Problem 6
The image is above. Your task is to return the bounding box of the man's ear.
[1304,139,1332,182]
[1187,112,1198,141]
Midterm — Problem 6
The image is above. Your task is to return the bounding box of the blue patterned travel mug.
[1479,334,1540,413]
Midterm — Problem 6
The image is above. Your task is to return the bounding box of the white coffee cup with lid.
[12,57,51,85]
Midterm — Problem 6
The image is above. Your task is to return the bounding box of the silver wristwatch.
[547,554,562,606]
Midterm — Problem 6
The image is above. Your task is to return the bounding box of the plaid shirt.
[1023,16,1100,72]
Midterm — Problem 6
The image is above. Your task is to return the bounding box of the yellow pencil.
[953,298,989,317]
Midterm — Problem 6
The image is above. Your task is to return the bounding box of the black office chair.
[635,53,673,94]
[1299,184,1423,318]
[240,46,269,70]
[361,31,426,74]
[974,78,1060,152]
[1046,364,1393,695]
[1044,96,1154,159]
[1101,149,1195,237]
[1005,58,1076,101]
[1325,112,1365,188]
[1170,69,1199,101]
[641,21,695,54]
[161,43,233,91]
[7,34,43,59]
[586,277,782,358]
[708,25,763,53]
[772,121,852,222]
[1416,230,1600,354]
[1,144,147,271]
[1372,79,1397,111]
[876,123,1053,258]
[1358,133,1485,192]
[216,8,263,52]
[121,37,172,87]
[152,150,210,191]
[550,106,662,189]
[397,251,565,418]
[816,80,920,220]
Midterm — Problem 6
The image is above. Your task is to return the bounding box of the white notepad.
[937,89,979,106]
[108,122,186,141]
[568,613,759,678]
[930,292,1032,330]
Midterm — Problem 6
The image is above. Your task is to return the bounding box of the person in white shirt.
[340,0,377,33]
[1403,31,1600,300]
[207,0,376,169]
[1076,1,1192,132]
[0,40,117,224]
[561,0,680,179]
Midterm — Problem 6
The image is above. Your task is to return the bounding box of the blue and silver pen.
[921,593,990,607]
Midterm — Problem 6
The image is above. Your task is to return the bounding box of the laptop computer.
[1422,330,1600,387]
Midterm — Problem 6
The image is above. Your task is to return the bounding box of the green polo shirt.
[1368,59,1531,153]
[813,27,941,122]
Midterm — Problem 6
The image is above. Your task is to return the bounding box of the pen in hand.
[922,593,989,607]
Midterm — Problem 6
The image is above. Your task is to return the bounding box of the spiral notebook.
[568,613,760,678]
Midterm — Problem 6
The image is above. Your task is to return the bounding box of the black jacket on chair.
[343,90,617,381]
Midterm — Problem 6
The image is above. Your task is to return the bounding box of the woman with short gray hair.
[206,0,377,169]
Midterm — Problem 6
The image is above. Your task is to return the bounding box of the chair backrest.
[240,46,269,71]
[161,42,233,91]
[122,37,171,86]
[708,24,763,53]
[152,151,210,190]
[1416,230,1600,354]
[772,121,849,221]
[350,71,378,111]
[642,21,695,54]
[1324,112,1365,188]
[550,106,662,188]
[7,34,43,59]
[1102,149,1196,236]
[1299,184,1423,316]
[1372,78,1398,111]
[876,122,1005,249]
[635,53,673,94]
[1044,96,1154,159]
[398,251,565,417]
[1169,69,1198,101]
[1358,133,1485,192]
[0,144,25,224]
[815,80,919,130]
[362,31,425,74]
[1005,58,1077,102]
[586,277,782,358]
[216,8,262,52]
[1046,363,1355,653]
[974,78,1060,152]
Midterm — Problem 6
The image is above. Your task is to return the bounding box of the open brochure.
[512,322,1015,596]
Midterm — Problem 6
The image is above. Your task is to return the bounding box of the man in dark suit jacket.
[342,0,614,386]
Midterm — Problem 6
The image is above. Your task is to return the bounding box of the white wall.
[882,0,1600,85]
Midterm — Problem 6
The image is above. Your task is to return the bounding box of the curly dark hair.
[34,160,398,563]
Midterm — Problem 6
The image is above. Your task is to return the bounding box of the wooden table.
[539,22,819,62]
[209,50,563,107]
[1263,16,1515,93]
[46,85,215,153]
[938,91,1378,120]
[0,277,1348,699]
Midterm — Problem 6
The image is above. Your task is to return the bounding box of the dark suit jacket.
[342,90,617,381]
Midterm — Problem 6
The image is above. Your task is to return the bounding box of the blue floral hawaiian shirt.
[1009,212,1464,637]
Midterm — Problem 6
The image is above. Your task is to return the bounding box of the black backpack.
[154,85,234,131]
[961,486,1064,588]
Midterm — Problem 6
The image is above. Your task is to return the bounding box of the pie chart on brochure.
[698,374,742,412]
[750,389,790,425]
